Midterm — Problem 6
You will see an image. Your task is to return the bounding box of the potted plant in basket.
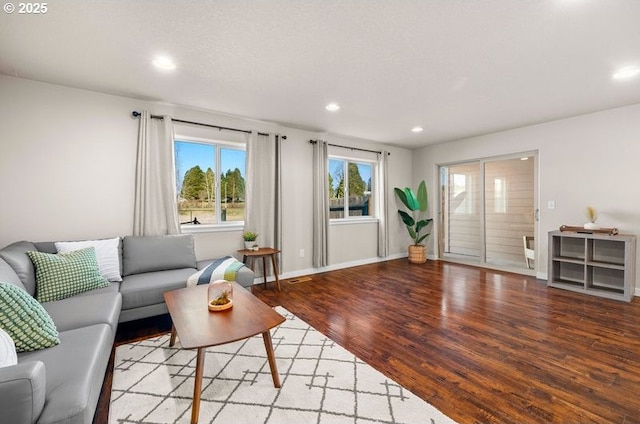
[395,180,433,264]
[242,231,259,251]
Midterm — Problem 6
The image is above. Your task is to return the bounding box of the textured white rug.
[110,307,455,424]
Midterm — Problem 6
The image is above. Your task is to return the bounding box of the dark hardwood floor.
[95,259,640,423]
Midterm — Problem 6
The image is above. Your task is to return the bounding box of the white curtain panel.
[312,140,329,268]
[274,135,283,255]
[245,132,282,269]
[377,150,390,257]
[133,111,180,236]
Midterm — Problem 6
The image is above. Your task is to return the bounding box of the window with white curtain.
[174,137,246,227]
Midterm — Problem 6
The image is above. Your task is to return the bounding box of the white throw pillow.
[0,328,17,368]
[55,237,122,282]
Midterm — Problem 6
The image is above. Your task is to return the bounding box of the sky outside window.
[175,140,245,189]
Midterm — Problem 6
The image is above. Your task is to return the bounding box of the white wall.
[0,76,140,244]
[412,103,640,291]
[0,76,412,275]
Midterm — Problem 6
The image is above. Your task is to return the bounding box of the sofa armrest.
[0,361,46,424]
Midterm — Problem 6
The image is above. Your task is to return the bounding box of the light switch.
[548,200,556,210]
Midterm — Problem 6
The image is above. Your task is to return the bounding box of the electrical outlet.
[299,249,305,258]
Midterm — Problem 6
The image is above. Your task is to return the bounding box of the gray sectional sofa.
[0,234,254,424]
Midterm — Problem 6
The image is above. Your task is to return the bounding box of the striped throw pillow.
[0,282,59,352]
[27,247,110,303]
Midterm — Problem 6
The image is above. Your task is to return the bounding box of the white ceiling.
[1,0,639,148]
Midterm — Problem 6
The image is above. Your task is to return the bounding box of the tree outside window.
[328,158,374,219]
[175,140,246,225]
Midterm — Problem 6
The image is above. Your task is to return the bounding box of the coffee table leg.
[262,330,281,388]
[191,347,206,424]
[170,325,177,347]
[270,254,281,291]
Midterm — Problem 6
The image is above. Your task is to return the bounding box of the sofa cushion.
[120,268,196,310]
[122,234,196,276]
[0,241,38,296]
[55,237,122,282]
[42,291,122,333]
[0,283,60,352]
[0,328,17,368]
[27,248,110,302]
[18,324,114,424]
[0,257,25,291]
[73,281,120,297]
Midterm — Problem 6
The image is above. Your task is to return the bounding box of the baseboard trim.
[251,253,408,285]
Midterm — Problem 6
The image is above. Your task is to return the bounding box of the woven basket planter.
[407,245,427,264]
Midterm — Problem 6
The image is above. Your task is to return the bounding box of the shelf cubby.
[548,231,636,302]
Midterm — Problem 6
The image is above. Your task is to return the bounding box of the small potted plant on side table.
[243,231,259,251]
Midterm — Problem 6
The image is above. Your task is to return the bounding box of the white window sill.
[180,222,244,234]
[330,217,379,226]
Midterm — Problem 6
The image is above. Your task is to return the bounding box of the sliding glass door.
[484,157,535,268]
[441,162,481,259]
[440,153,537,273]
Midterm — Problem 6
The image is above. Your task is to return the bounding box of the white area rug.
[110,307,455,424]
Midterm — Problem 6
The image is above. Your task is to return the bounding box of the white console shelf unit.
[548,230,636,302]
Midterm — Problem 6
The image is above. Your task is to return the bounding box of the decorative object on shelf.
[207,279,233,311]
[394,180,433,264]
[559,225,618,236]
[584,206,600,230]
[242,231,259,251]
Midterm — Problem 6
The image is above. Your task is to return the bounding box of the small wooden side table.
[237,247,281,291]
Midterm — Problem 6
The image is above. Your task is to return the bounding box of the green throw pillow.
[0,282,60,352]
[27,247,110,302]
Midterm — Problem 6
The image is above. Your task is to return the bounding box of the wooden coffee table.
[163,283,285,424]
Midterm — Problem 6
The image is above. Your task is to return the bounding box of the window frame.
[327,154,378,223]
[174,135,246,233]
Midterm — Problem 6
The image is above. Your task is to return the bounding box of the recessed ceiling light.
[612,66,640,80]
[520,157,529,161]
[152,56,176,71]
[411,126,424,133]
[325,103,340,112]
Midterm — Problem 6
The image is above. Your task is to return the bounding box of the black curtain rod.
[131,111,285,139]
[309,140,390,156]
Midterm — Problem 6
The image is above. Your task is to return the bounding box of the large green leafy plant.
[394,181,433,245]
